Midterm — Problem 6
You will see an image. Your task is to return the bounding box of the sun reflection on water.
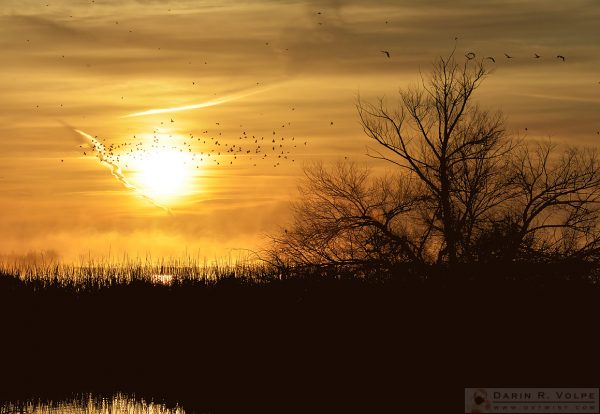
[1,394,185,414]
[151,274,174,285]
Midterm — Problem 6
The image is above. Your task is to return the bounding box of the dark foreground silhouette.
[1,263,599,413]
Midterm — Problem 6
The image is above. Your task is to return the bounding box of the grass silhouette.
[1,259,599,413]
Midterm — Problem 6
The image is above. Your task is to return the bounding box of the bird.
[381,50,390,58]
[557,55,565,61]
[485,56,495,63]
[504,53,512,59]
[534,53,541,58]
[465,52,476,60]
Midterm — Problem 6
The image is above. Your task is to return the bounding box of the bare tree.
[504,141,600,261]
[357,52,514,265]
[268,162,423,269]
[269,51,600,277]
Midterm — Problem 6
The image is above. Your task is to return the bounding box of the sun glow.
[132,149,194,201]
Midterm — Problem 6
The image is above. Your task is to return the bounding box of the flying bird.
[72,129,171,214]
[465,52,476,60]
[534,53,541,58]
[557,55,565,61]
[485,56,495,63]
[381,50,390,58]
[504,53,512,59]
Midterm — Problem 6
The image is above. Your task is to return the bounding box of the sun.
[132,149,193,201]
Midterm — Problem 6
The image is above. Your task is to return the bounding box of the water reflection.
[151,274,174,285]
[0,394,185,414]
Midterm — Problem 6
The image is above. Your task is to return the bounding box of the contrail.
[73,129,172,215]
[122,86,272,118]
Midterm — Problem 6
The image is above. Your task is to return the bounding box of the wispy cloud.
[123,85,273,117]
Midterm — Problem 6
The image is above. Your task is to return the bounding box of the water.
[0,395,185,414]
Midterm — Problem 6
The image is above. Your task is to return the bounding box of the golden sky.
[1,0,599,262]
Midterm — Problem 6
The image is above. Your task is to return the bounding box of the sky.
[1,0,599,262]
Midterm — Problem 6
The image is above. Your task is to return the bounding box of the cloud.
[1,0,599,260]
[123,86,273,117]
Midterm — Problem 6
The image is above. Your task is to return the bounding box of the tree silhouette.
[268,162,424,269]
[357,52,514,266]
[270,52,600,276]
[504,141,600,261]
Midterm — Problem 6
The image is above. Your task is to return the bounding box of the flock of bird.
[379,49,569,63]
[75,116,315,171]
[37,6,596,173]
[462,51,567,62]
[49,8,355,171]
